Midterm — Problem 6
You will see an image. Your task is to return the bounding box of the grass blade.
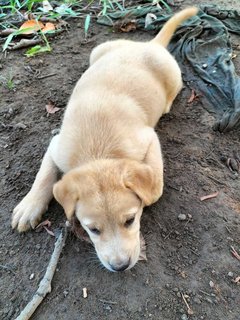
[84,14,91,38]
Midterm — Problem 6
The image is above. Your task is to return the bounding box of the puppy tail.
[152,7,198,47]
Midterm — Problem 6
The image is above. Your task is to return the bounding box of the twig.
[181,293,193,315]
[230,246,240,261]
[0,264,16,274]
[0,28,17,36]
[39,17,58,23]
[15,227,68,320]
[199,289,215,297]
[207,174,227,186]
[225,226,232,234]
[163,229,173,240]
[37,73,57,80]
[99,299,117,305]
[200,191,219,201]
[9,39,42,50]
[189,248,200,256]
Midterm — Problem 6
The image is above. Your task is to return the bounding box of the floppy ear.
[53,176,78,220]
[123,162,158,206]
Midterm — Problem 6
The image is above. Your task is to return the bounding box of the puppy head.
[53,159,157,272]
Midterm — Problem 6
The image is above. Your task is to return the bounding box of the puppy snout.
[110,258,130,272]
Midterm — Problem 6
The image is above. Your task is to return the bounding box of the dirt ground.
[1,1,240,319]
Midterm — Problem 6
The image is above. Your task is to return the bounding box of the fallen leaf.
[200,191,219,201]
[56,20,69,29]
[35,219,51,230]
[19,20,44,35]
[70,216,92,243]
[35,219,55,237]
[120,21,137,33]
[139,233,147,261]
[232,276,240,284]
[43,226,55,236]
[42,0,53,12]
[25,44,51,57]
[145,13,157,28]
[45,101,60,114]
[41,22,55,33]
[187,89,198,103]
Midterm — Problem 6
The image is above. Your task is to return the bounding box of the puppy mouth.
[97,253,137,273]
[69,216,146,271]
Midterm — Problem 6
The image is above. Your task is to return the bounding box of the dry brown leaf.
[120,21,137,33]
[35,219,55,236]
[70,216,92,243]
[200,191,219,201]
[55,20,69,29]
[139,233,147,261]
[35,219,51,230]
[188,89,197,103]
[42,22,55,33]
[45,101,60,114]
[19,20,44,35]
[43,226,55,236]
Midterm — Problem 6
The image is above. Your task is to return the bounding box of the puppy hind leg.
[164,79,183,114]
[12,136,59,232]
[89,40,128,65]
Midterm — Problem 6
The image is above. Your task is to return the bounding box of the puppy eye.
[90,228,100,235]
[125,217,135,227]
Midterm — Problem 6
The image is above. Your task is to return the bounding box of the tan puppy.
[12,8,198,272]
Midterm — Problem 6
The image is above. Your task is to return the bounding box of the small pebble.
[202,63,208,69]
[181,314,188,320]
[63,290,69,297]
[83,287,88,298]
[104,304,112,312]
[193,297,201,304]
[36,244,41,250]
[8,107,14,114]
[178,214,187,221]
[209,280,214,288]
[228,271,234,277]
[29,273,35,280]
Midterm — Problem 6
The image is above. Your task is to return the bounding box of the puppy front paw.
[12,193,48,232]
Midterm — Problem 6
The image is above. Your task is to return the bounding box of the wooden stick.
[9,39,42,50]
[15,227,68,320]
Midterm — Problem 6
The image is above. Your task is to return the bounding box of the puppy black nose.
[110,260,130,272]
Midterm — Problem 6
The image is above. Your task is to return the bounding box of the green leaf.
[84,14,91,38]
[2,27,36,52]
[25,44,51,57]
